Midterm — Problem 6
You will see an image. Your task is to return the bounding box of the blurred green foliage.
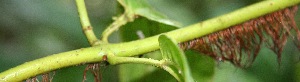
[0,0,299,82]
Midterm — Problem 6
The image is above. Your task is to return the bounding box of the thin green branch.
[106,53,181,81]
[100,0,136,43]
[101,14,132,43]
[106,54,162,65]
[0,0,299,81]
[76,0,100,45]
[163,66,181,81]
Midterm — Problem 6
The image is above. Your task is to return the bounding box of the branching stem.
[101,14,131,43]
[0,0,299,81]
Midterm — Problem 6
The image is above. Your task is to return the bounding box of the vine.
[0,0,299,81]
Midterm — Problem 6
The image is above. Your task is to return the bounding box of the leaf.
[117,0,181,82]
[185,50,215,82]
[295,62,300,82]
[120,17,178,42]
[118,17,178,82]
[117,0,181,27]
[131,69,177,82]
[158,35,194,82]
[118,51,176,82]
[117,0,181,41]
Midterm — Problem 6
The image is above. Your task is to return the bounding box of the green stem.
[101,14,131,43]
[163,66,181,81]
[76,0,100,45]
[107,53,162,65]
[106,54,181,81]
[0,0,299,81]
[111,0,300,57]
[0,47,106,82]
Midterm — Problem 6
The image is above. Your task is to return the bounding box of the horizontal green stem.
[107,53,163,65]
[0,47,106,82]
[0,0,299,81]
[111,0,300,57]
[106,54,181,81]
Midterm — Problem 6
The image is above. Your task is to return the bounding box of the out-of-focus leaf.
[295,62,300,82]
[118,64,156,82]
[119,17,177,41]
[131,69,176,82]
[117,0,181,27]
[185,50,215,82]
[158,35,193,82]
[118,50,175,82]
[213,62,261,82]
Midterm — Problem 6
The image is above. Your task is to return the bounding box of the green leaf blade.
[158,35,193,82]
